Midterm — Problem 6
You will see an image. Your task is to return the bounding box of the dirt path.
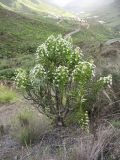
[105,38,120,45]
[0,100,34,160]
[57,19,63,25]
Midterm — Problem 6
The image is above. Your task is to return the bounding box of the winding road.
[105,38,120,45]
[64,28,80,39]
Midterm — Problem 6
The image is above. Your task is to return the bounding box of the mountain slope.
[64,0,114,13]
[0,4,72,58]
[0,1,117,80]
[0,4,72,79]
[0,0,72,17]
[93,0,120,33]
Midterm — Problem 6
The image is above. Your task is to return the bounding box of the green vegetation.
[112,120,120,128]
[96,6,120,27]
[0,85,18,103]
[15,35,112,128]
[0,55,35,80]
[73,24,115,45]
[93,1,120,34]
[0,3,117,81]
[0,1,120,160]
[0,6,73,80]
[0,0,73,17]
[0,6,71,58]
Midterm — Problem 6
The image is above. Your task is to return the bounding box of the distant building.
[98,20,105,24]
[79,19,90,29]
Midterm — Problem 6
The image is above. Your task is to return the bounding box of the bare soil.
[0,100,33,160]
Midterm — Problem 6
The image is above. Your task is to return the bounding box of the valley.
[0,1,117,80]
[0,0,120,160]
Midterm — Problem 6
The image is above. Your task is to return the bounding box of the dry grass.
[21,125,120,160]
[69,126,115,160]
[12,108,51,145]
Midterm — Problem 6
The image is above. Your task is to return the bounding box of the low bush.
[67,127,120,160]
[12,109,50,145]
[0,85,17,103]
[68,127,115,160]
[15,35,112,129]
[0,68,15,80]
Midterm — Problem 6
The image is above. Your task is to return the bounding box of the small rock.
[14,155,20,160]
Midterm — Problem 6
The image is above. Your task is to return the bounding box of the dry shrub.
[69,126,120,160]
[22,125,120,160]
[12,108,51,145]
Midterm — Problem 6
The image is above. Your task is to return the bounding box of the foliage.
[0,55,35,80]
[111,120,120,128]
[15,35,112,128]
[0,4,116,81]
[0,85,17,103]
[0,68,15,80]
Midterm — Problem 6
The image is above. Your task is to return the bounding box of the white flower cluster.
[56,35,72,49]
[72,61,95,81]
[15,68,27,88]
[30,64,46,84]
[35,35,85,70]
[75,47,83,56]
[80,111,89,132]
[99,74,112,86]
[36,44,48,61]
[69,50,82,65]
[46,35,55,44]
[46,35,72,55]
[53,66,69,87]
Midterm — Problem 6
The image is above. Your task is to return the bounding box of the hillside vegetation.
[0,1,120,160]
[0,0,73,17]
[72,24,115,46]
[93,0,120,33]
[0,5,71,58]
[0,3,117,80]
[0,5,74,79]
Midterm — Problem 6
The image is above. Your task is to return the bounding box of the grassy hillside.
[72,24,115,47]
[93,1,120,33]
[0,5,73,79]
[0,0,73,17]
[0,6,72,58]
[97,7,120,27]
[0,3,117,80]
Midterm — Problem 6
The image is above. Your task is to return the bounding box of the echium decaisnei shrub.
[15,35,112,129]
